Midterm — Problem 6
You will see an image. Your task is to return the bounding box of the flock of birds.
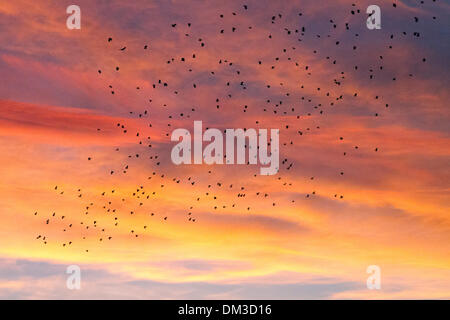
[33,2,439,253]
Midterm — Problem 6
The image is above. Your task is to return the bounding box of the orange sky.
[0,0,449,299]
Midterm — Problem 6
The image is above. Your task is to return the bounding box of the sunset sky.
[0,0,449,299]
